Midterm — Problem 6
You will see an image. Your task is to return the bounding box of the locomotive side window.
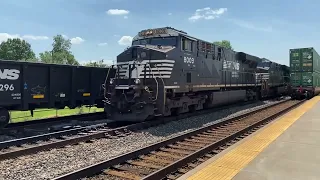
[181,37,193,52]
[182,38,186,50]
[132,40,140,45]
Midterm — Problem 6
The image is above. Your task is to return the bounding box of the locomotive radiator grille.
[116,59,175,79]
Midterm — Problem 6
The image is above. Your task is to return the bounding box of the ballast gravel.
[0,100,280,180]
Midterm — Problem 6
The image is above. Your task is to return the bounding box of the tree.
[84,59,108,68]
[39,51,53,64]
[0,38,36,61]
[52,35,72,54]
[213,40,233,50]
[39,35,79,65]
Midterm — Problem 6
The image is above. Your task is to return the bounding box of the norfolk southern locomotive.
[104,27,290,122]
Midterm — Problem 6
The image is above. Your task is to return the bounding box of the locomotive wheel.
[0,108,10,128]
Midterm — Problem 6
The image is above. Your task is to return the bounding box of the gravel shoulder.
[0,100,279,180]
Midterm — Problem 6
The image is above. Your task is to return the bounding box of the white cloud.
[70,37,85,44]
[101,59,115,65]
[22,35,49,40]
[98,42,108,46]
[168,13,172,16]
[231,19,273,32]
[118,36,133,46]
[106,9,129,15]
[0,33,49,43]
[0,33,21,42]
[189,7,227,22]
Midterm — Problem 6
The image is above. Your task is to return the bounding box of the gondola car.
[0,60,115,127]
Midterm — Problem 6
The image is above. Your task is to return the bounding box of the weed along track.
[54,100,303,180]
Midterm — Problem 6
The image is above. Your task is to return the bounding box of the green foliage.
[213,40,233,50]
[39,35,80,65]
[84,59,108,68]
[52,35,72,54]
[0,38,36,61]
[39,51,53,63]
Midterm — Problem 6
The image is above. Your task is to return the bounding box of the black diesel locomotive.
[104,27,291,122]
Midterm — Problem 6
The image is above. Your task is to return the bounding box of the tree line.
[0,35,233,67]
[213,40,233,50]
[0,34,108,67]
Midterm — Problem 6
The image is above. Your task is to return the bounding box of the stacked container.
[289,47,320,96]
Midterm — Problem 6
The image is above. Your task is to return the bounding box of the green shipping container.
[289,47,320,73]
[290,71,320,87]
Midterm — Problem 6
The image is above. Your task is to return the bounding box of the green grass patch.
[10,106,104,123]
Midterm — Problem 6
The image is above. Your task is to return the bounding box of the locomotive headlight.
[109,78,114,84]
[135,78,141,84]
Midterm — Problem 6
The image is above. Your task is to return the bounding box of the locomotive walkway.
[178,96,320,180]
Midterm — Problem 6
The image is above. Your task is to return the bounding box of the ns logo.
[184,56,194,64]
[0,69,20,80]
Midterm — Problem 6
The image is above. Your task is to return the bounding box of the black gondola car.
[0,60,115,127]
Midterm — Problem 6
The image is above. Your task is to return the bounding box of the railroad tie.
[104,169,141,180]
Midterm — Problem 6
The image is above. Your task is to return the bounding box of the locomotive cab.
[104,28,179,121]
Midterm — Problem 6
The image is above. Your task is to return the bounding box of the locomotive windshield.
[132,36,177,46]
[257,59,271,69]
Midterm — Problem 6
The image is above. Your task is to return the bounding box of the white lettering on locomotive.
[0,69,20,80]
[223,61,240,71]
[184,56,194,64]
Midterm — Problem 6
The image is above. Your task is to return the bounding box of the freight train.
[289,47,320,99]
[103,27,291,122]
[0,60,115,127]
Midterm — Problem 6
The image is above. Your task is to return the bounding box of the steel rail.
[0,123,110,149]
[4,112,106,129]
[0,98,283,161]
[53,99,302,180]
[142,100,305,180]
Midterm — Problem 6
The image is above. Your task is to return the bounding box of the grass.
[10,106,104,123]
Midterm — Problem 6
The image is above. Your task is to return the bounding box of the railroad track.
[0,112,108,140]
[0,120,135,160]
[0,98,280,161]
[53,99,304,180]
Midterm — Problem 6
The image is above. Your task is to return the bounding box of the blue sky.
[0,0,319,66]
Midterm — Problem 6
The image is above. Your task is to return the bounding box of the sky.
[0,0,319,66]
